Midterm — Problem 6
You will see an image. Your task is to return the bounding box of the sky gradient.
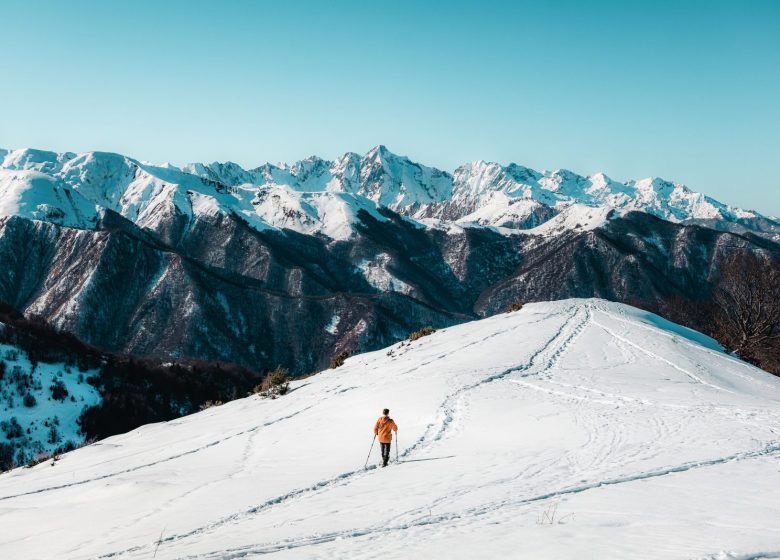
[1,0,778,215]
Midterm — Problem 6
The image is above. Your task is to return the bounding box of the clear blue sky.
[1,0,778,215]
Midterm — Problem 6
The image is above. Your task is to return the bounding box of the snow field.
[0,299,779,559]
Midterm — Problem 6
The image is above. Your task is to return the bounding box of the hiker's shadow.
[399,455,455,463]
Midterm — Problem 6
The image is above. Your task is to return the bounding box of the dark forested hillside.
[0,302,263,470]
[1,209,777,377]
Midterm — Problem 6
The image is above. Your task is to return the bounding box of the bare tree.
[712,251,780,366]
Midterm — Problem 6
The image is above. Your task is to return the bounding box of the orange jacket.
[374,416,398,443]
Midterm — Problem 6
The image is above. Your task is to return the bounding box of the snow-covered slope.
[2,299,779,559]
[1,146,777,240]
[0,341,101,466]
[0,169,100,228]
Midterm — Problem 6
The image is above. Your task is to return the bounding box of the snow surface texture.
[1,146,777,241]
[1,299,779,559]
[0,341,101,464]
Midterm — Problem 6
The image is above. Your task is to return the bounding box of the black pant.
[380,442,392,466]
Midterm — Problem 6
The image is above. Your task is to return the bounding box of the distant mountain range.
[0,146,778,374]
[1,146,777,240]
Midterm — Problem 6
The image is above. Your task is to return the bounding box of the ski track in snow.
[183,443,780,559]
[0,404,317,502]
[599,306,780,392]
[697,552,780,560]
[591,318,730,393]
[382,307,567,377]
[402,305,587,455]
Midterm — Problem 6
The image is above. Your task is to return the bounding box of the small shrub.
[58,441,76,453]
[25,452,53,469]
[0,360,5,380]
[252,366,290,399]
[536,500,574,525]
[408,326,436,342]
[0,442,14,471]
[11,365,31,395]
[47,425,60,445]
[199,400,223,411]
[330,351,351,369]
[50,379,69,401]
[508,302,524,312]
[61,437,96,453]
[1,417,23,439]
[22,393,36,408]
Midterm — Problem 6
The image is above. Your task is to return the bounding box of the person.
[373,408,398,467]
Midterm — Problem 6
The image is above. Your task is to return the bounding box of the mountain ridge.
[1,146,777,242]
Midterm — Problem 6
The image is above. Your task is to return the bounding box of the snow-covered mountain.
[2,299,779,559]
[0,149,384,241]
[182,146,779,239]
[1,146,777,241]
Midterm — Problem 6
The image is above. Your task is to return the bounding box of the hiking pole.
[364,435,376,469]
[395,434,399,463]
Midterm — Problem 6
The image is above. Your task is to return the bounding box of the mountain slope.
[2,205,774,375]
[2,299,779,559]
[1,207,778,376]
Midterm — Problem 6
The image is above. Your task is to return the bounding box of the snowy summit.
[1,299,779,559]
